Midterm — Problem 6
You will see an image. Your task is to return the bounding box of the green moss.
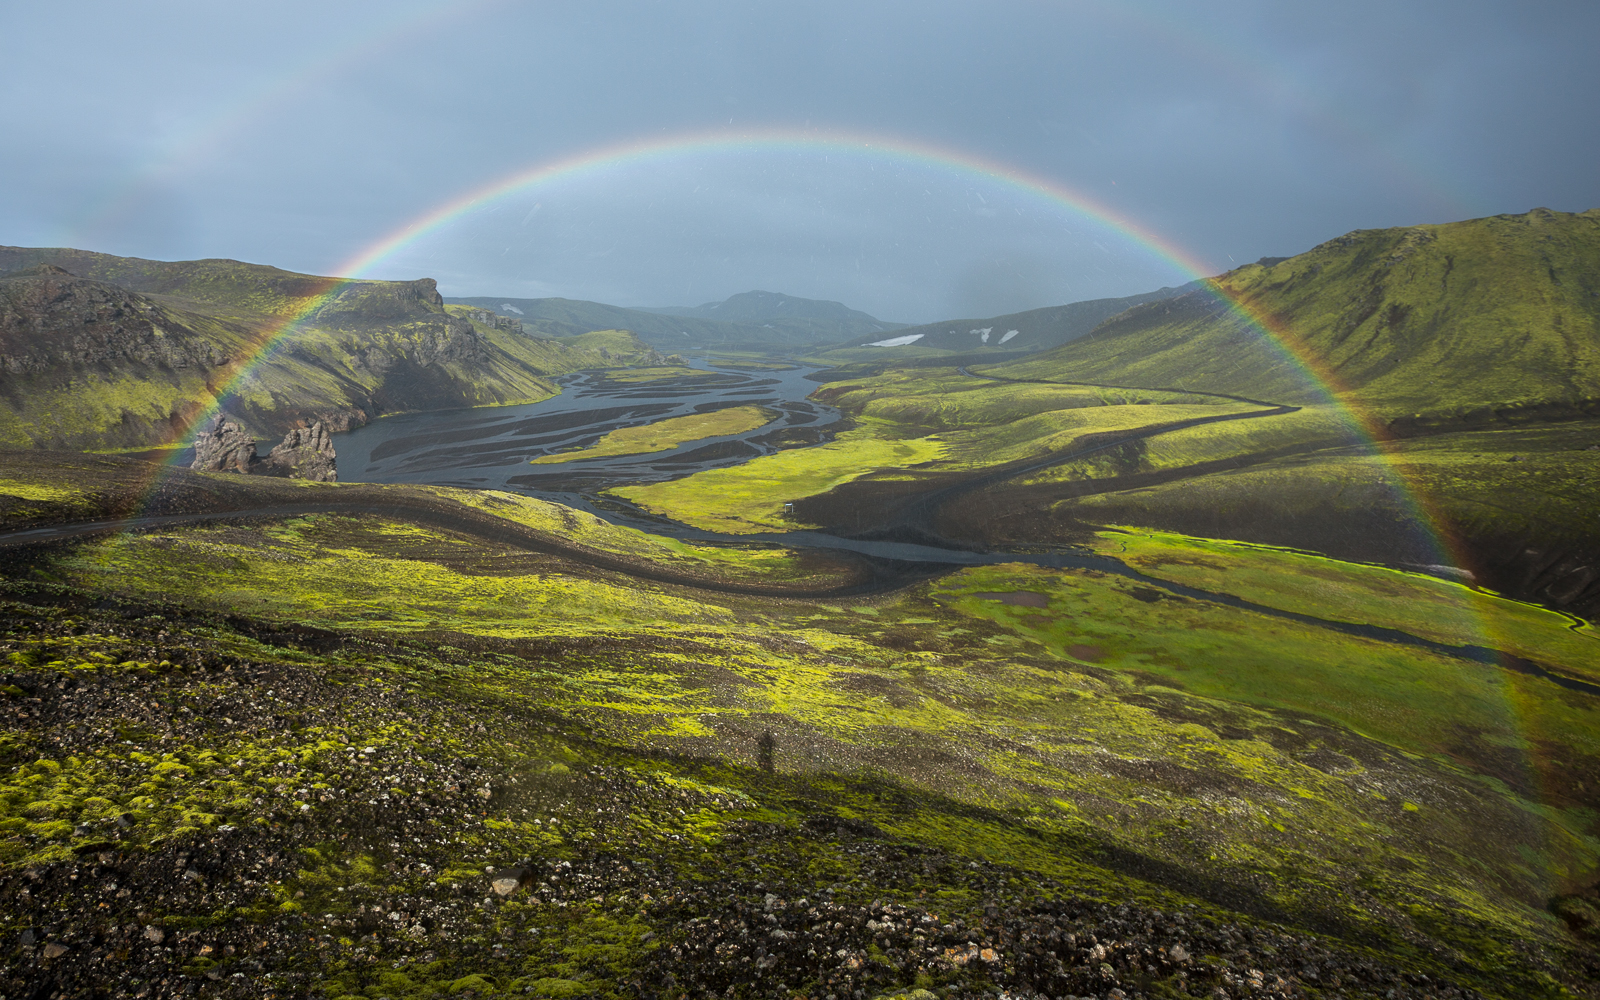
[530,405,775,464]
[1089,527,1600,679]
[612,421,946,533]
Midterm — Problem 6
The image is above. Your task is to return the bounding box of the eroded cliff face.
[0,260,563,452]
[0,265,231,377]
[191,419,337,481]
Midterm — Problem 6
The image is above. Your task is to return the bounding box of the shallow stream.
[336,358,839,517]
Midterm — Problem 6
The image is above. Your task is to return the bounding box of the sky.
[2,1,1597,324]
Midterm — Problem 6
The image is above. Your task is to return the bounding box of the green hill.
[0,248,667,451]
[989,208,1600,421]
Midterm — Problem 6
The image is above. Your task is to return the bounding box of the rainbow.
[167,126,1456,574]
[141,126,1574,843]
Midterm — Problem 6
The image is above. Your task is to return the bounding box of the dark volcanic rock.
[261,420,337,481]
[0,266,228,377]
[191,419,337,480]
[190,419,258,473]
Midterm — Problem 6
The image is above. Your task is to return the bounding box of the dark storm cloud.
[1,0,1595,321]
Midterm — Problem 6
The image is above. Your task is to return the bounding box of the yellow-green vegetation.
[530,406,774,464]
[706,359,796,370]
[0,480,78,503]
[1090,528,1600,682]
[617,366,1265,531]
[55,518,730,639]
[6,498,1598,996]
[816,367,1223,427]
[612,422,946,532]
[990,207,1600,419]
[1020,405,1359,484]
[1059,420,1600,546]
[593,365,706,382]
[423,486,847,587]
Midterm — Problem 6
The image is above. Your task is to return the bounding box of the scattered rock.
[143,925,165,944]
[41,942,69,959]
[490,867,532,897]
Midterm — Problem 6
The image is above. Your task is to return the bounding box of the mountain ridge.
[0,247,668,450]
[989,207,1600,419]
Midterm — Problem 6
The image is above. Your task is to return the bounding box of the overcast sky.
[3,1,1596,322]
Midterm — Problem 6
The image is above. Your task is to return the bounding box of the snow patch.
[500,303,524,315]
[868,333,925,347]
[999,329,1019,344]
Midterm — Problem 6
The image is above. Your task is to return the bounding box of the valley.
[2,208,1599,1000]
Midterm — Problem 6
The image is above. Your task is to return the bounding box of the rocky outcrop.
[262,421,337,481]
[190,419,337,482]
[189,420,258,474]
[461,307,525,334]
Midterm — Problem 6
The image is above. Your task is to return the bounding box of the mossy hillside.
[1018,406,1361,486]
[0,246,344,319]
[1049,422,1600,574]
[6,517,1598,994]
[530,406,776,465]
[987,208,1600,419]
[430,487,847,586]
[445,307,670,373]
[0,251,678,451]
[34,514,1600,927]
[612,421,947,533]
[1088,528,1600,681]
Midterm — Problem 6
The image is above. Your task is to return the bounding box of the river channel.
[335,358,840,523]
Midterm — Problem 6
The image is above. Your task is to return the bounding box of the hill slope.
[832,283,1196,354]
[990,208,1600,420]
[0,248,665,451]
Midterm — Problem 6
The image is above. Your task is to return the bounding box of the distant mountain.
[448,291,902,351]
[446,296,778,350]
[636,290,906,343]
[990,208,1600,420]
[829,283,1200,354]
[0,247,666,451]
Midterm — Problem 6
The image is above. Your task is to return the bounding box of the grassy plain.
[530,406,774,465]
[611,422,946,532]
[1088,529,1600,681]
